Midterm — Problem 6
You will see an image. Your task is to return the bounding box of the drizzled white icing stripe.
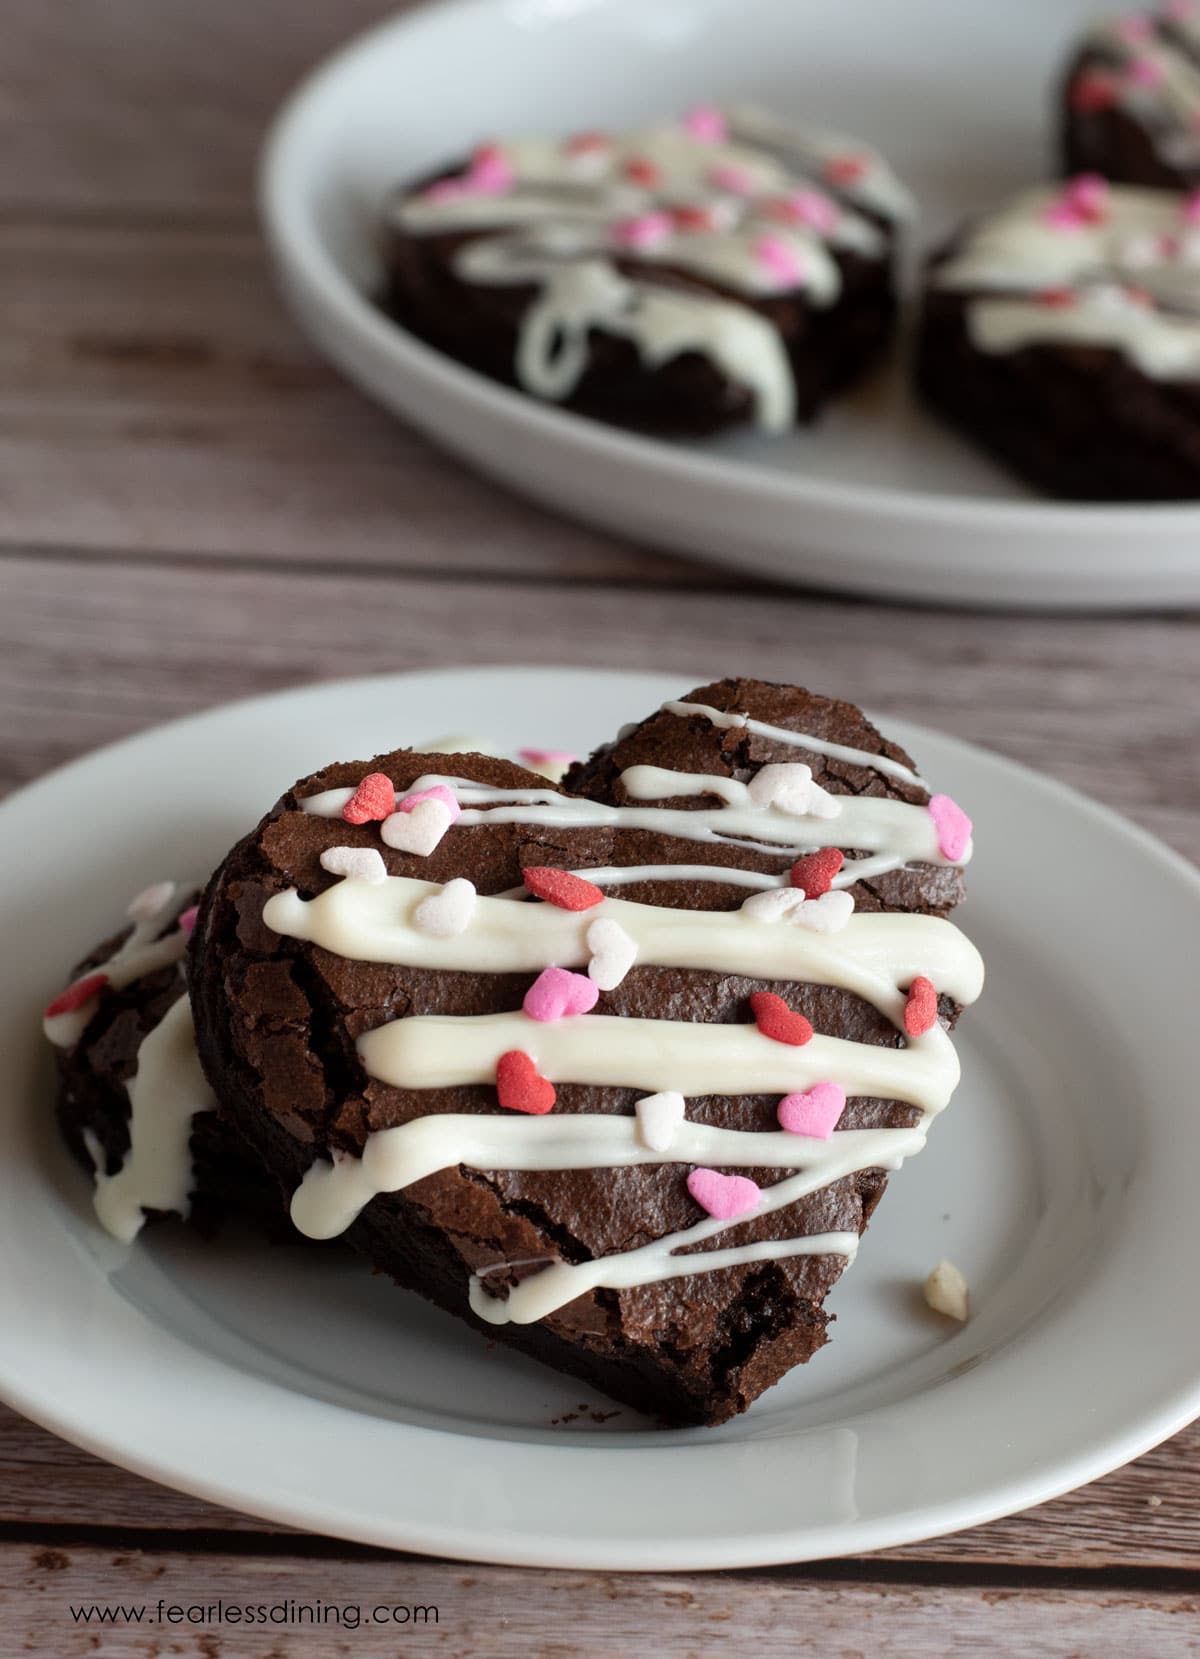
[359,1012,957,1111]
[291,1116,926,1239]
[83,996,215,1244]
[43,888,190,1049]
[498,851,911,896]
[301,770,966,865]
[660,699,926,786]
[264,877,982,1006]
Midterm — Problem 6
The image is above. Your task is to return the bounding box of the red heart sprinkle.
[789,848,845,897]
[342,772,396,825]
[824,153,867,186]
[672,204,715,231]
[522,867,605,911]
[496,1050,557,1115]
[905,976,938,1037]
[1037,288,1077,308]
[1070,71,1117,112]
[624,157,662,187]
[565,131,610,153]
[750,991,814,1047]
[44,972,110,1020]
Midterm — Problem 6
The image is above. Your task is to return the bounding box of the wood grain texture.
[4,1540,1200,1659]
[0,223,703,582]
[1,553,1196,857]
[0,0,402,220]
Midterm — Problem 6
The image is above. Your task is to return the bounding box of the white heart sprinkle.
[790,889,855,933]
[586,917,637,989]
[635,1091,686,1152]
[380,798,452,856]
[320,846,388,885]
[740,887,804,922]
[414,877,477,937]
[746,762,841,820]
[127,880,176,924]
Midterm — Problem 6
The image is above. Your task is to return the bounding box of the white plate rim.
[1,665,1198,1569]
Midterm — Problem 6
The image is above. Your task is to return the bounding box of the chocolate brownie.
[916,177,1200,499]
[45,881,280,1240]
[380,105,913,436]
[188,684,981,1427]
[1062,9,1200,190]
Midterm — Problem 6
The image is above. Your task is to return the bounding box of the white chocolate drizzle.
[934,183,1200,379]
[274,703,979,1326]
[390,107,909,431]
[43,882,190,1049]
[84,997,215,1244]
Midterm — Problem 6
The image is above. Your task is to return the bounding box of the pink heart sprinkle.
[1129,54,1165,86]
[682,105,727,143]
[754,233,809,287]
[1184,190,1200,225]
[770,187,839,233]
[777,1082,847,1139]
[397,784,461,823]
[467,145,514,194]
[928,793,972,861]
[708,162,756,195]
[1066,173,1109,212]
[611,211,674,250]
[687,1168,762,1222]
[523,966,600,1023]
[517,748,577,766]
[1115,12,1153,40]
[1044,200,1085,230]
[177,904,199,937]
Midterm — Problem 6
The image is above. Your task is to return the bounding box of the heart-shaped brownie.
[189,678,983,1426]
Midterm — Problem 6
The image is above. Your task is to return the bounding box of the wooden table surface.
[3,3,1200,1653]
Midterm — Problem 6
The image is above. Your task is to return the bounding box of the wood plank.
[2,1401,1199,1572]
[0,222,701,582]
[3,1538,1200,1659]
[0,1,401,220]
[0,554,1196,862]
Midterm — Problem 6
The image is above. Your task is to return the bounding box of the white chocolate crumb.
[923,1259,969,1322]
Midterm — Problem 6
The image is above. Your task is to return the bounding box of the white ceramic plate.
[2,666,1198,1569]
[261,0,1200,611]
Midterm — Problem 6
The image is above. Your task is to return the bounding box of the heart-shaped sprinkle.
[177,904,199,937]
[586,917,637,989]
[396,784,461,824]
[928,794,972,862]
[611,211,674,250]
[687,1168,762,1221]
[496,1049,556,1115]
[792,890,855,934]
[380,798,452,856]
[523,867,605,911]
[777,1082,847,1139]
[635,1091,686,1152]
[754,233,809,288]
[789,848,844,896]
[320,846,388,885]
[746,763,841,820]
[750,991,814,1047]
[523,966,600,1023]
[624,156,661,187]
[824,153,868,186]
[905,976,939,1037]
[342,773,396,825]
[708,161,756,194]
[414,876,477,937]
[44,972,109,1020]
[126,880,176,924]
[682,105,727,143]
[740,887,805,923]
